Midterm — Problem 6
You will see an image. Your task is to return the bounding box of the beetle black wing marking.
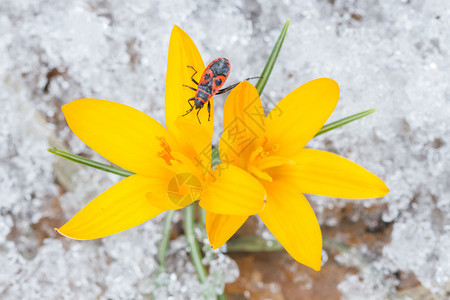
[209,59,230,78]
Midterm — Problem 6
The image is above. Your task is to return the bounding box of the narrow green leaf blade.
[184,204,207,282]
[315,108,377,137]
[48,148,135,177]
[226,235,350,253]
[227,236,283,252]
[255,18,290,95]
[158,210,175,271]
[211,146,221,168]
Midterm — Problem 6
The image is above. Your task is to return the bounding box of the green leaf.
[315,108,377,137]
[255,18,290,95]
[227,236,283,252]
[158,210,175,271]
[226,235,351,253]
[48,148,134,177]
[183,204,207,282]
[211,146,221,168]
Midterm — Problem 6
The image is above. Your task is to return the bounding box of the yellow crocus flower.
[206,80,389,271]
[56,26,265,239]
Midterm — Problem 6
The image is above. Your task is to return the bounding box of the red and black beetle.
[182,58,257,123]
[183,58,230,123]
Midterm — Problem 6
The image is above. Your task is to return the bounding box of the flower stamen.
[247,137,289,182]
[157,136,177,166]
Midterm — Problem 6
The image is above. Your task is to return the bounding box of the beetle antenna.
[244,76,261,81]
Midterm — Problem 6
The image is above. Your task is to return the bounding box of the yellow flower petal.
[259,181,322,271]
[248,165,273,182]
[255,155,294,171]
[271,148,389,199]
[169,117,212,177]
[206,212,248,249]
[165,26,213,136]
[62,98,169,176]
[56,175,165,239]
[199,164,266,215]
[219,81,266,169]
[266,78,340,157]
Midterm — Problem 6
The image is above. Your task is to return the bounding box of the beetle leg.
[182,98,196,116]
[183,84,197,91]
[216,77,261,95]
[187,66,199,85]
[182,106,194,116]
[207,101,211,121]
[216,82,239,95]
[187,98,195,108]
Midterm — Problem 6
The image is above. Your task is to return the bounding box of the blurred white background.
[0,0,448,299]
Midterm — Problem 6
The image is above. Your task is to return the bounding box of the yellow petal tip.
[380,184,390,197]
[302,255,322,271]
[297,252,322,271]
[54,227,72,239]
[373,178,390,198]
[172,24,182,33]
[320,77,339,89]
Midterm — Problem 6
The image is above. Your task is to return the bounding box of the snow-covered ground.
[1,0,448,299]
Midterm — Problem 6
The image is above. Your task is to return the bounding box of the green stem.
[183,204,207,283]
[194,204,227,300]
[255,18,290,95]
[227,236,284,252]
[48,148,134,177]
[199,205,207,228]
[226,235,350,253]
[314,108,376,137]
[211,146,221,168]
[158,210,176,271]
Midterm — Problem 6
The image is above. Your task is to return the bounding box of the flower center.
[247,137,292,182]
